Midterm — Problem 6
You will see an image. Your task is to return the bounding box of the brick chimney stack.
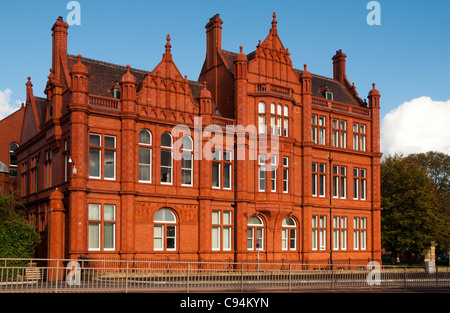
[51,16,69,83]
[332,49,347,85]
[205,14,223,69]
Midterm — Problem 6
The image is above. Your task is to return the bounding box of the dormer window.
[325,91,333,101]
[112,88,121,99]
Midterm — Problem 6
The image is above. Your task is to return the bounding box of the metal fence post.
[186,262,190,293]
[55,260,59,293]
[125,260,129,293]
[288,264,292,292]
[331,264,334,290]
[240,263,244,292]
[436,265,438,289]
[403,266,407,290]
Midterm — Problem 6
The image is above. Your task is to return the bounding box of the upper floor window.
[270,103,288,137]
[353,123,367,151]
[311,115,326,145]
[258,154,266,192]
[161,132,173,184]
[45,149,53,188]
[312,162,326,197]
[212,149,232,189]
[139,129,152,183]
[113,88,121,99]
[333,165,347,199]
[353,168,367,200]
[283,105,289,137]
[181,135,193,186]
[332,118,347,148]
[325,91,333,101]
[282,157,289,193]
[9,142,19,175]
[258,102,266,134]
[89,133,116,180]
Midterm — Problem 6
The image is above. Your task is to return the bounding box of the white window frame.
[160,132,173,185]
[103,135,116,181]
[154,208,177,251]
[258,154,266,192]
[282,217,297,251]
[89,133,102,179]
[361,169,367,200]
[138,129,152,183]
[223,151,232,190]
[319,163,326,197]
[212,149,221,189]
[258,102,266,134]
[283,157,289,193]
[247,215,264,251]
[312,162,318,196]
[270,155,277,192]
[181,135,193,187]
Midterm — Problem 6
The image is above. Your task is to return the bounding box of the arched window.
[282,216,297,251]
[160,132,173,184]
[258,102,266,134]
[154,208,177,251]
[283,105,289,137]
[181,135,193,186]
[139,129,152,182]
[247,215,264,251]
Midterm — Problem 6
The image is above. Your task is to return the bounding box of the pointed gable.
[248,12,299,86]
[136,35,199,119]
[20,77,44,144]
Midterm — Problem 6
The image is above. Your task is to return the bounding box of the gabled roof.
[217,48,363,106]
[295,69,362,106]
[67,55,206,101]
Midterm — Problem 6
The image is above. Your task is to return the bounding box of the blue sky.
[1,0,449,155]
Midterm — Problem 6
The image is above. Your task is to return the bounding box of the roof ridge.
[220,49,237,56]
[67,54,150,75]
[68,54,204,86]
[294,68,336,83]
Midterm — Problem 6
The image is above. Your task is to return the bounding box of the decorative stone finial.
[165,34,172,54]
[121,64,136,84]
[272,12,277,29]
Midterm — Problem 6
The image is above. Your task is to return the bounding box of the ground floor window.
[88,203,116,251]
[247,215,264,251]
[282,216,297,251]
[154,208,177,251]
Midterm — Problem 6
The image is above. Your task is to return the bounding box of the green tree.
[407,151,450,254]
[0,192,40,260]
[381,154,447,264]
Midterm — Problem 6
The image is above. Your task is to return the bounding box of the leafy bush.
[0,219,40,261]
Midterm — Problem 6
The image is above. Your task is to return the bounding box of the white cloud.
[381,96,450,156]
[0,88,22,120]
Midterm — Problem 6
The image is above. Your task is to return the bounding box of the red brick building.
[0,103,25,193]
[15,14,382,266]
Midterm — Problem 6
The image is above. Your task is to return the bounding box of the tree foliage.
[0,192,40,259]
[381,152,450,263]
